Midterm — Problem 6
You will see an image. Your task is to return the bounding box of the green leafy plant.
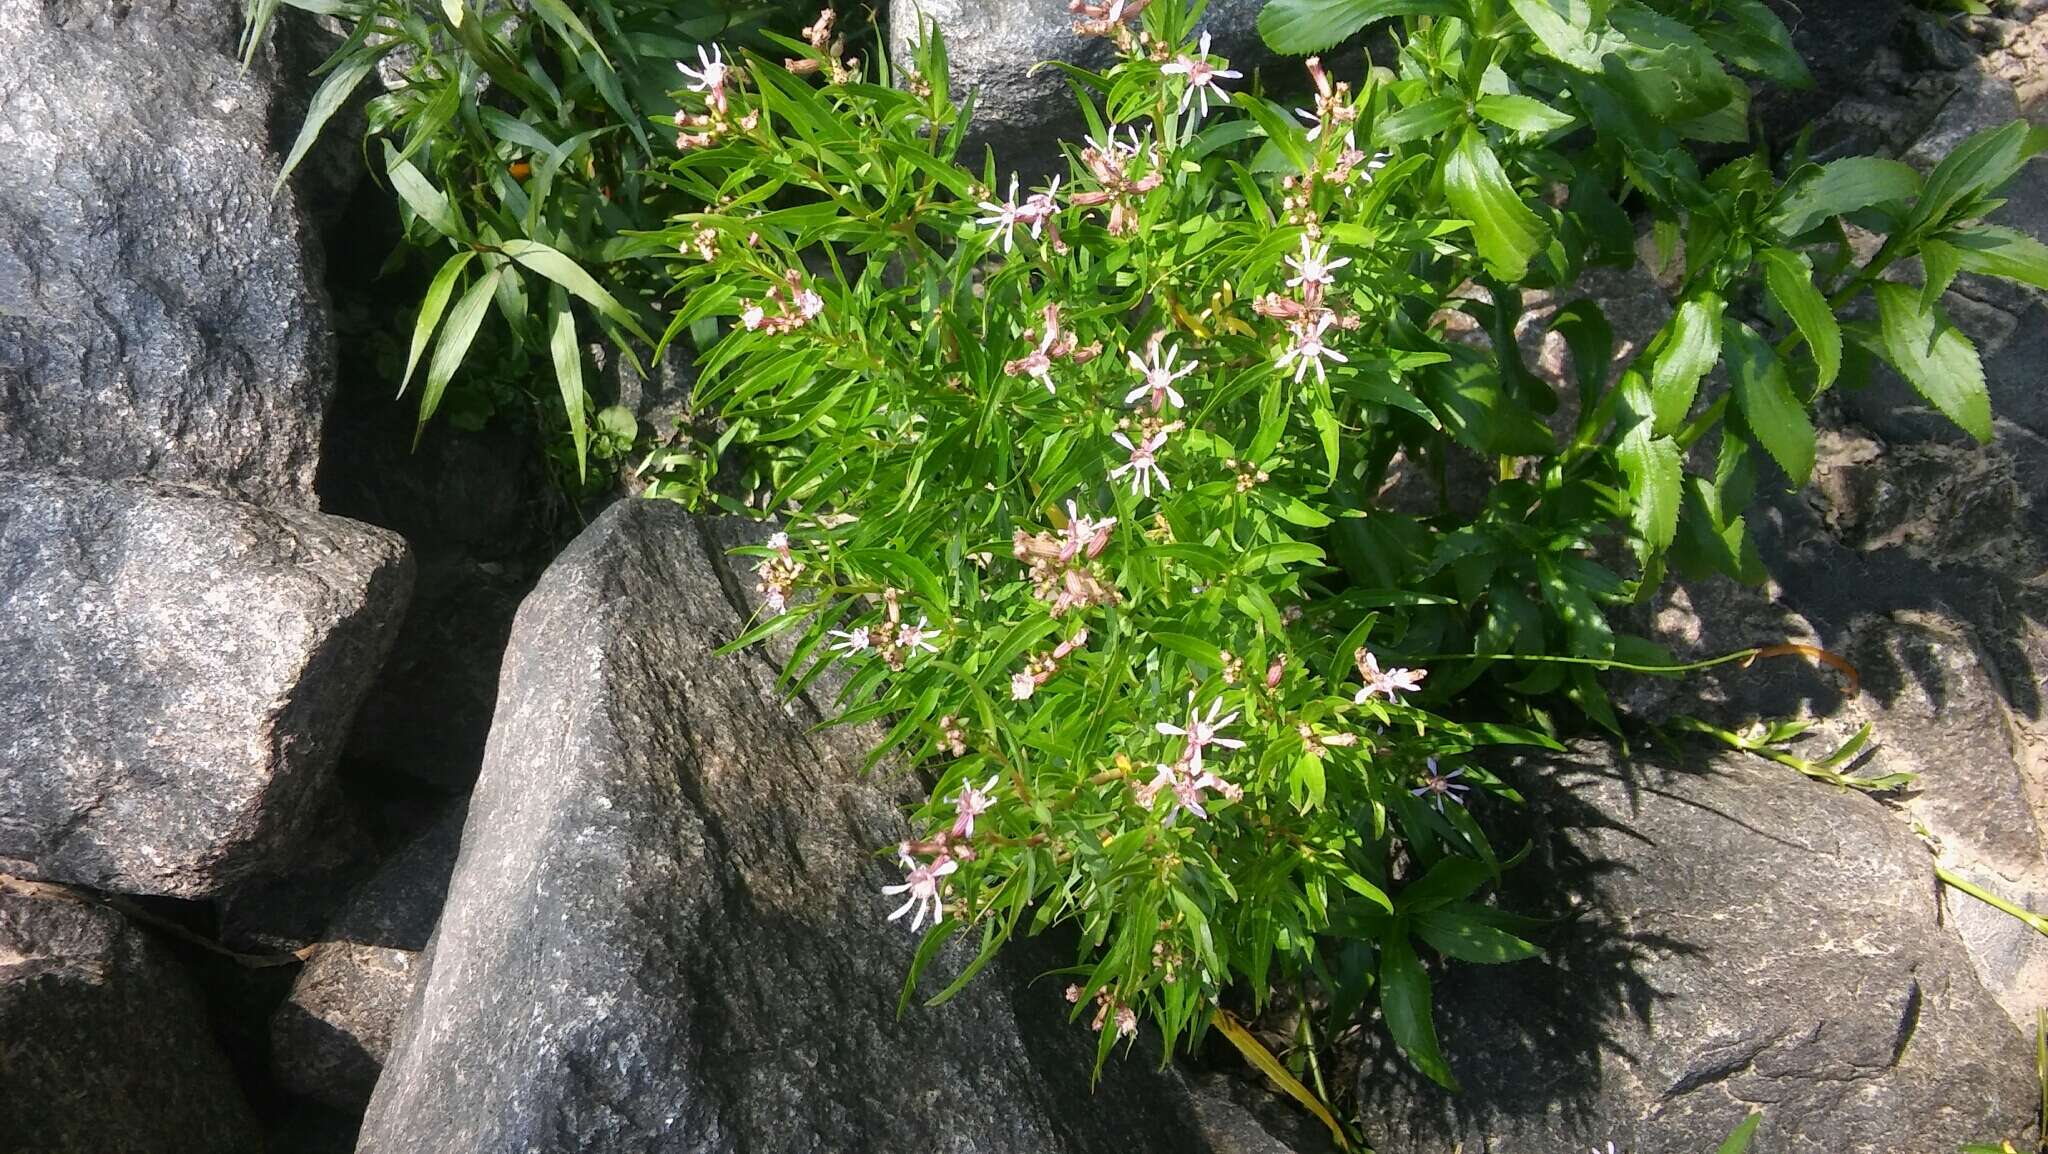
[244,0,817,474]
[648,0,2048,1099]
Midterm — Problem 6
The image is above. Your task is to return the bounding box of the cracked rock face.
[0,473,413,899]
[1354,746,2036,1153]
[272,805,466,1112]
[0,0,334,506]
[0,889,263,1153]
[358,500,1292,1153]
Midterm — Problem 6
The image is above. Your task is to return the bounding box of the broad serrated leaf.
[1374,95,1466,145]
[1700,0,1811,88]
[1768,157,1921,237]
[1619,431,1682,553]
[1473,93,1575,135]
[1948,223,2048,289]
[1257,0,1463,55]
[1724,319,1815,484]
[1443,128,1548,282]
[1873,282,1992,444]
[1507,0,1622,71]
[1649,292,1724,435]
[1910,120,2039,234]
[1760,249,1841,389]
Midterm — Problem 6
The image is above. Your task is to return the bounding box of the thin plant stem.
[1937,865,2048,937]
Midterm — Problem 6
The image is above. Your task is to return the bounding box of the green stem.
[1404,647,1765,677]
[1937,866,2048,937]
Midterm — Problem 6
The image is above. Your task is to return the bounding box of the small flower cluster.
[1135,694,1247,821]
[1011,628,1090,700]
[1223,457,1269,493]
[1161,31,1240,123]
[783,8,858,83]
[936,714,968,757]
[1294,57,1359,147]
[882,846,956,930]
[829,588,942,671]
[1002,303,1101,392]
[739,269,825,335]
[685,224,720,262]
[978,175,1066,254]
[1354,648,1427,704]
[1067,982,1139,1039]
[1070,0,1147,41]
[754,532,802,613]
[1012,503,1121,618]
[883,768,1020,931]
[1069,127,1163,236]
[674,44,759,149]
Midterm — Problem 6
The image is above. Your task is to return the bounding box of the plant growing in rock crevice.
[651,0,2048,1101]
[243,0,813,482]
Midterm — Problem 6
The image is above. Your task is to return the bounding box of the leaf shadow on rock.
[1785,500,2047,717]
[1353,746,1707,1146]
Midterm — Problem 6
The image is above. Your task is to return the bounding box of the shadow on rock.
[1354,743,2035,1154]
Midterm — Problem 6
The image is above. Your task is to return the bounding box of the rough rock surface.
[1760,0,1909,137]
[1355,746,2036,1154]
[358,499,1293,1153]
[272,805,465,1111]
[887,0,1270,182]
[0,0,334,506]
[0,887,263,1153]
[0,473,412,899]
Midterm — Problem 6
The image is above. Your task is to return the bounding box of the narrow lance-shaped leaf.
[382,142,466,240]
[548,288,589,478]
[1760,249,1840,389]
[1443,128,1548,282]
[498,238,651,343]
[1724,319,1815,485]
[1380,929,1458,1090]
[400,250,476,396]
[1872,282,1992,444]
[274,48,379,193]
[417,263,505,438]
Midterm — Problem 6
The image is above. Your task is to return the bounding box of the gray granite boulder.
[887,0,1272,182]
[358,499,1294,1153]
[0,0,334,506]
[272,805,465,1111]
[1355,745,2036,1154]
[0,473,412,899]
[1757,0,1909,140]
[0,887,263,1153]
